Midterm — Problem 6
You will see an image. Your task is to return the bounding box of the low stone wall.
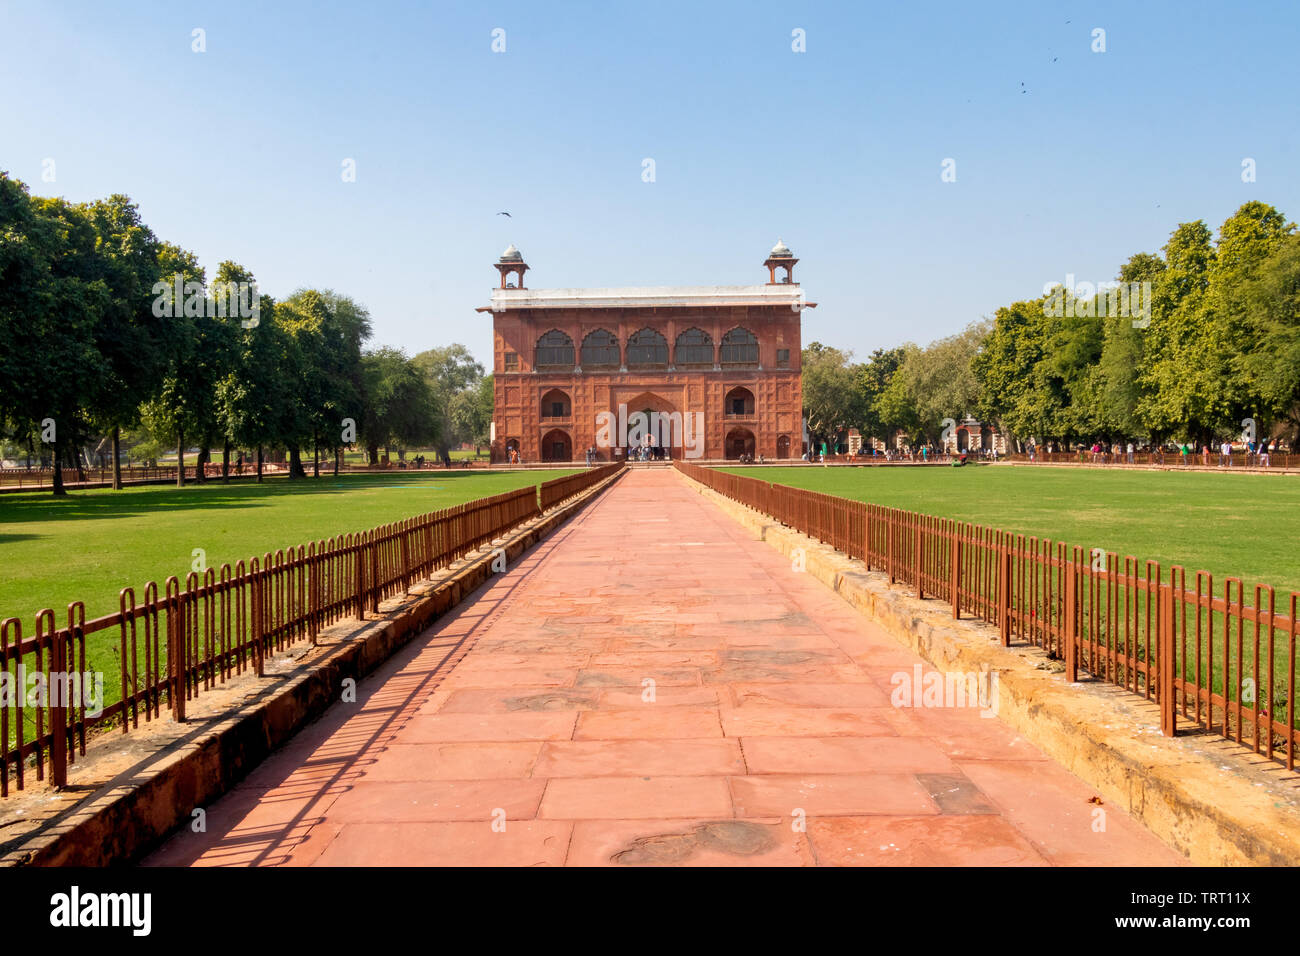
[680,470,1300,866]
[0,468,624,866]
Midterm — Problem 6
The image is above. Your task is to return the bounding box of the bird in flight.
[497,211,511,217]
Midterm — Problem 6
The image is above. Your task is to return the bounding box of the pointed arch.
[720,327,759,366]
[534,329,574,370]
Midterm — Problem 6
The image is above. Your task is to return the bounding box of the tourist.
[1221,439,1233,467]
[1126,441,1134,465]
[1260,439,1272,467]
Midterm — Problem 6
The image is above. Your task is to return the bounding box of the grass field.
[721,464,1300,596]
[0,469,577,625]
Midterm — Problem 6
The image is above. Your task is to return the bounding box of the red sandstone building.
[479,242,814,463]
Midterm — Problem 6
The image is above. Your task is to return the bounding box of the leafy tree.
[73,195,169,488]
[140,243,211,486]
[800,342,861,450]
[854,347,907,444]
[411,344,483,466]
[887,323,988,443]
[276,290,371,477]
[359,347,437,463]
[450,373,493,454]
[0,177,104,495]
[213,264,284,481]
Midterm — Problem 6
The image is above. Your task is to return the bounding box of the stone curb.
[680,471,1300,866]
[0,470,624,867]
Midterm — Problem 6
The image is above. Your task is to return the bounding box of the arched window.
[720,327,759,366]
[580,329,620,369]
[540,389,572,419]
[534,330,574,370]
[626,328,668,368]
[674,328,714,367]
[724,386,755,417]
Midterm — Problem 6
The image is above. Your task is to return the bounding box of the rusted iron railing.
[1005,450,1297,470]
[0,463,624,797]
[676,460,1300,768]
[538,463,622,511]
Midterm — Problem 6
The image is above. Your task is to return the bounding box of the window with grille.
[580,329,620,368]
[720,328,759,366]
[776,349,790,368]
[725,388,755,416]
[503,351,518,372]
[675,328,714,367]
[627,328,669,367]
[534,330,575,369]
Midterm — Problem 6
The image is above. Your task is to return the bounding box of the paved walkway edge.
[680,471,1300,866]
[1,471,625,867]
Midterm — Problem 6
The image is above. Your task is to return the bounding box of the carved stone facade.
[479,244,813,463]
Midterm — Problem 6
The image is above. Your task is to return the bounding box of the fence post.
[914,521,923,600]
[1064,561,1077,682]
[401,528,412,595]
[354,541,365,621]
[171,588,187,723]
[369,538,380,614]
[998,544,1012,647]
[49,625,67,788]
[886,512,896,584]
[1159,581,1177,736]
[252,562,265,678]
[950,531,960,620]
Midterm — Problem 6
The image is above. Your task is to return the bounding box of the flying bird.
[497,211,511,217]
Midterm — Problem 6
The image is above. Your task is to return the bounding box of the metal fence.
[0,464,622,797]
[1005,450,1298,470]
[538,463,622,511]
[676,461,1300,769]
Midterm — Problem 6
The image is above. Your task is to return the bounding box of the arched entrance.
[724,386,755,417]
[619,391,685,457]
[541,429,572,462]
[540,388,572,420]
[776,435,791,459]
[726,428,756,460]
[503,438,521,463]
[956,427,970,453]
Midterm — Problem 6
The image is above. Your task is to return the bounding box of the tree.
[215,266,285,481]
[77,195,168,489]
[449,374,493,454]
[0,177,104,495]
[359,347,437,463]
[1233,233,1300,443]
[800,342,861,451]
[411,344,484,466]
[855,347,907,444]
[887,323,988,443]
[1092,252,1165,439]
[276,290,371,477]
[140,243,211,486]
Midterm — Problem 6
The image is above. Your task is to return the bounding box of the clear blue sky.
[3,0,1297,367]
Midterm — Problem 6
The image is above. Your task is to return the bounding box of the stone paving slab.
[146,469,1186,867]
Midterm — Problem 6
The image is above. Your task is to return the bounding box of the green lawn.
[721,464,1300,596]
[0,469,577,625]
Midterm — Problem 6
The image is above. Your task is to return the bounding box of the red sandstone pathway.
[147,469,1184,867]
